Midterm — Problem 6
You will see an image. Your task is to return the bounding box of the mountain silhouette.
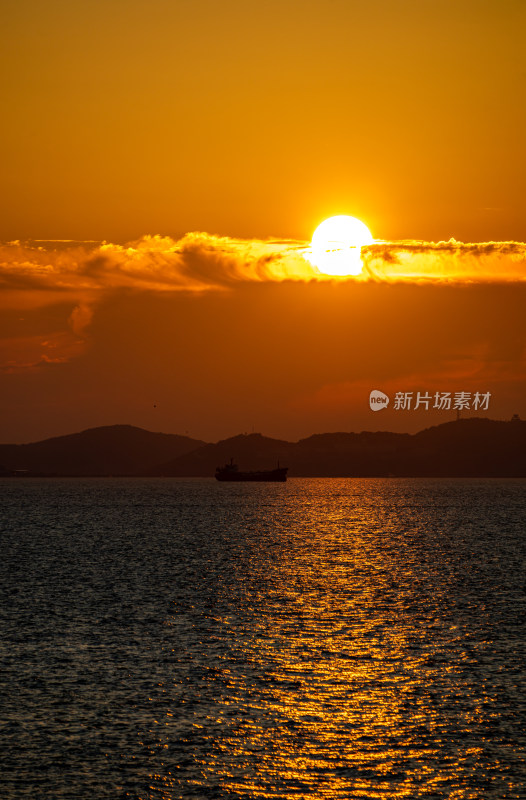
[150,432,293,476]
[407,417,526,476]
[150,418,526,478]
[0,418,524,477]
[0,425,205,476]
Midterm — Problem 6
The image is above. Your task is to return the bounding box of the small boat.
[215,458,288,482]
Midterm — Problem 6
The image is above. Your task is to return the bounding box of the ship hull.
[215,468,288,482]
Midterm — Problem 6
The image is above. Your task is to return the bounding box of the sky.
[1,0,525,443]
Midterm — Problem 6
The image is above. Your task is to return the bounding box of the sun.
[307,215,373,276]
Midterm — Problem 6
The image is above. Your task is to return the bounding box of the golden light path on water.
[134,479,524,800]
[1,478,523,799]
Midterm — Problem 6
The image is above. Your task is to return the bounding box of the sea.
[1,478,525,799]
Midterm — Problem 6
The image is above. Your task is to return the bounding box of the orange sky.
[1,1,525,442]
[2,0,525,243]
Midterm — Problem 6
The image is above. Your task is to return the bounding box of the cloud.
[68,303,94,337]
[0,234,316,298]
[0,331,87,373]
[1,232,525,372]
[291,351,526,424]
[362,238,526,283]
[1,233,525,301]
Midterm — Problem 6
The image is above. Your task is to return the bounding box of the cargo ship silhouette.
[215,458,288,482]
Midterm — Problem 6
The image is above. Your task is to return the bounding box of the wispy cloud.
[1,234,525,300]
[362,238,526,282]
[0,331,86,373]
[0,233,315,297]
[1,232,525,372]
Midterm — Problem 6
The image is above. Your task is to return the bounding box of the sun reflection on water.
[136,479,525,799]
[1,477,523,799]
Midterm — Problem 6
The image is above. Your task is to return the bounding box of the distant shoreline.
[1,418,525,478]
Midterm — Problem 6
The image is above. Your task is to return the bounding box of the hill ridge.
[1,418,524,477]
[0,425,205,476]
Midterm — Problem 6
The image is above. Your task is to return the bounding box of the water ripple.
[0,478,525,798]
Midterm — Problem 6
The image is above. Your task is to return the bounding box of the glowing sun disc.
[309,215,373,276]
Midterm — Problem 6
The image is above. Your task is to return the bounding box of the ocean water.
[0,477,525,799]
